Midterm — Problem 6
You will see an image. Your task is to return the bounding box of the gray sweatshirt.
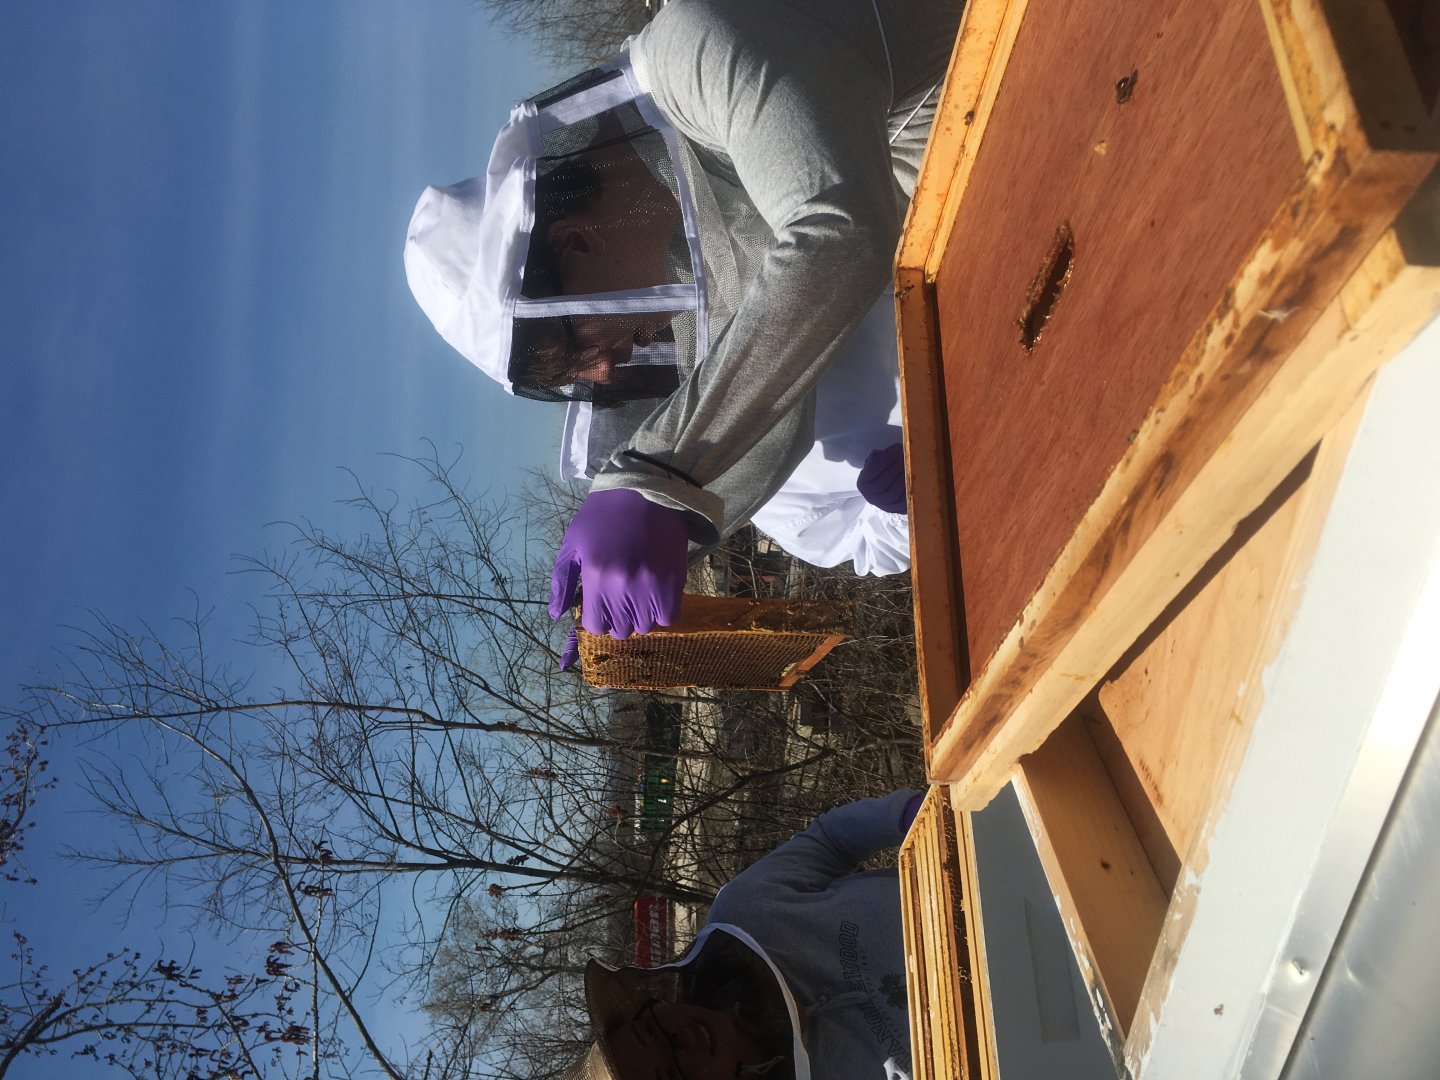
[596,0,963,548]
[708,791,918,1079]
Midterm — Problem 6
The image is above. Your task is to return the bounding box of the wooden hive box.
[898,0,1438,791]
[895,0,1440,1074]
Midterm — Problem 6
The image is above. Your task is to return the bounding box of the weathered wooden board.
[939,0,1301,686]
[1116,386,1372,1069]
[942,164,1440,805]
[1076,708,1182,894]
[895,2,1440,1075]
[1094,454,1323,863]
[1013,715,1168,1061]
[1091,356,1370,863]
[905,188,1440,1077]
[897,0,1024,746]
[896,0,1439,794]
[1010,398,1362,1067]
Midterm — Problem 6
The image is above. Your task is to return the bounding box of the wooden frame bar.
[899,786,999,1080]
[1012,715,1168,1061]
[1008,392,1363,1067]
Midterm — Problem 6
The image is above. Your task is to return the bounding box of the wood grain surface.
[1086,415,1360,871]
[915,0,1437,794]
[1122,389,1373,1069]
[1095,454,1320,863]
[1014,715,1169,1053]
[897,270,970,746]
[935,0,1300,681]
[895,0,1028,740]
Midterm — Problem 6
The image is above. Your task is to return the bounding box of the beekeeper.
[405,0,961,638]
[556,293,911,578]
[562,792,921,1080]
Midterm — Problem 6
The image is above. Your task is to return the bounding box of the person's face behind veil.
[604,1000,765,1080]
[515,117,688,405]
[546,131,683,300]
[546,130,683,386]
[595,931,798,1080]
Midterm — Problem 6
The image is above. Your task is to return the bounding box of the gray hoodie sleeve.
[594,0,914,545]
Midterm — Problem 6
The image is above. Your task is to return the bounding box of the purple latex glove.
[857,442,907,515]
[558,628,580,672]
[550,488,689,639]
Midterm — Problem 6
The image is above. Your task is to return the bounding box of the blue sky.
[0,0,564,1067]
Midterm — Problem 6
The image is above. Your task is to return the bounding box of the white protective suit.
[562,294,909,575]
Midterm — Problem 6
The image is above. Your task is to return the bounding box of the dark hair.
[509,314,680,407]
[521,158,603,299]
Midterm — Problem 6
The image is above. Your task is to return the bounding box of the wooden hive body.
[895,0,1440,1073]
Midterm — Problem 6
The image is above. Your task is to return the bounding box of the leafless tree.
[7,447,921,1077]
[0,716,337,1078]
[1,720,49,887]
[0,934,332,1080]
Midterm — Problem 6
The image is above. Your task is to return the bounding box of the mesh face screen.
[527,67,624,110]
[509,311,693,406]
[522,115,691,301]
[537,101,652,165]
[514,103,695,404]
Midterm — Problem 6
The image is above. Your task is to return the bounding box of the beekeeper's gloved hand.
[558,628,581,672]
[857,442,907,515]
[550,488,689,640]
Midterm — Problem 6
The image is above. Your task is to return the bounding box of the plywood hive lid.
[895,0,1438,791]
